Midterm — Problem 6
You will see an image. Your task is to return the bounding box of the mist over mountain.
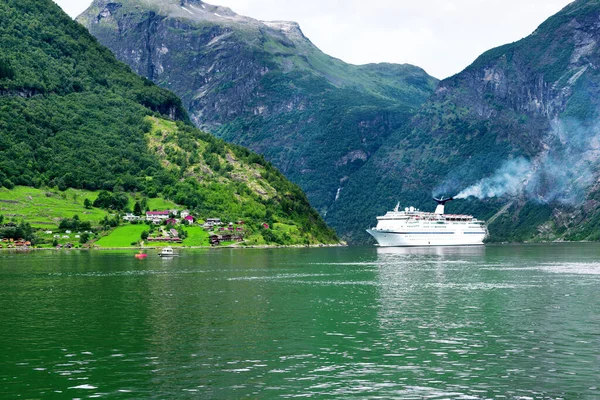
[78,0,438,242]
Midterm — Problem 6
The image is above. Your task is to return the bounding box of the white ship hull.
[367,198,487,247]
[367,229,485,247]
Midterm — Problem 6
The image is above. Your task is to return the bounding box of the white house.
[180,210,190,219]
[123,213,142,222]
[146,211,170,220]
[146,211,170,224]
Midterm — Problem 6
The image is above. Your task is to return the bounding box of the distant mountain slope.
[0,0,337,245]
[78,0,438,237]
[327,0,600,243]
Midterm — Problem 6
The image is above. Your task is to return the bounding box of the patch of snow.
[181,6,193,15]
[214,13,223,18]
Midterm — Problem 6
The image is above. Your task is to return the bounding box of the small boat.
[135,252,148,259]
[158,246,178,257]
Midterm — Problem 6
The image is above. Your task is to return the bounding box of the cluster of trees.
[58,215,92,232]
[0,217,35,242]
[0,0,187,192]
[93,191,129,211]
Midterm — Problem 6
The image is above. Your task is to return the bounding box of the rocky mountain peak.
[261,20,305,40]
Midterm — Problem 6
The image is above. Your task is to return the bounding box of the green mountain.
[77,0,438,240]
[0,0,337,245]
[327,0,600,242]
[79,0,600,244]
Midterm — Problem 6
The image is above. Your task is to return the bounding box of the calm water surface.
[1,244,600,398]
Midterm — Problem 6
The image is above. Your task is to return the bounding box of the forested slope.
[0,0,337,245]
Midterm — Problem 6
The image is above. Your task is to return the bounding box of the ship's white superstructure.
[367,198,487,247]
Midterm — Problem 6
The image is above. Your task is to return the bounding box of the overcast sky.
[54,0,572,79]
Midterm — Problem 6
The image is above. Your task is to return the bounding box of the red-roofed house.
[146,211,170,224]
[184,215,195,225]
[146,211,169,218]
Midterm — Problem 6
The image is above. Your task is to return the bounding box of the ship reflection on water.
[376,245,486,257]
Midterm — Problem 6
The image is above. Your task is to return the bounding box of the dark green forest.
[0,0,337,245]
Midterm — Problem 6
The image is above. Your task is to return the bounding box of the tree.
[93,190,128,210]
[133,201,142,216]
[84,198,92,209]
[93,190,113,209]
[140,197,148,212]
[141,230,149,241]
[79,232,90,244]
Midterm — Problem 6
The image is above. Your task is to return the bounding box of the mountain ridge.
[78,0,438,239]
[81,0,600,243]
[326,0,600,243]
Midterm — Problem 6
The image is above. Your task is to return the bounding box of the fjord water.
[1,245,599,398]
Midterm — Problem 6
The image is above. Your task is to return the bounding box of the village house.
[184,215,195,225]
[165,218,178,226]
[123,213,143,222]
[209,233,244,246]
[146,211,170,224]
[203,218,222,229]
[180,210,190,219]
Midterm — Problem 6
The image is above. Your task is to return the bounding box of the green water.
[1,244,600,398]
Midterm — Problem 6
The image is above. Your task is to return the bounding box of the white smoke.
[454,158,532,200]
[451,119,600,204]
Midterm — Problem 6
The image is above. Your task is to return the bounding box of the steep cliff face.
[326,0,600,243]
[78,0,438,232]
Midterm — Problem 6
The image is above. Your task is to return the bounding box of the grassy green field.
[126,195,178,212]
[0,186,181,230]
[95,225,148,247]
[0,186,106,228]
[1,187,221,248]
[94,224,211,248]
[182,226,210,246]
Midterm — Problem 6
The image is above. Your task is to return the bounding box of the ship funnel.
[434,197,454,215]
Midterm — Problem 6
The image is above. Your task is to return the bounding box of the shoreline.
[0,242,348,252]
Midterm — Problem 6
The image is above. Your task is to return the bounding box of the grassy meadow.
[0,186,204,248]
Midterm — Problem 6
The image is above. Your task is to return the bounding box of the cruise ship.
[367,198,487,247]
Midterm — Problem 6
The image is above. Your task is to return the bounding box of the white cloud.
[53,0,573,79]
